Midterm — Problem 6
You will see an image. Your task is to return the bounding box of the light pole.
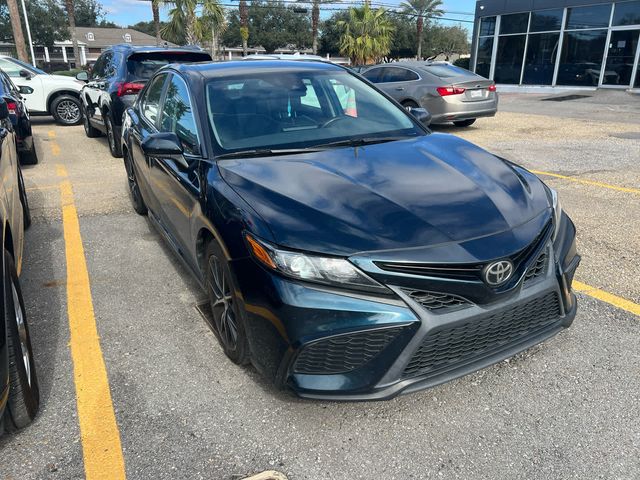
[19,0,36,67]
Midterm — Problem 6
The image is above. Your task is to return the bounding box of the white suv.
[0,55,84,125]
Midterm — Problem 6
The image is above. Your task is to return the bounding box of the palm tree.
[6,0,28,62]
[163,0,225,46]
[303,0,339,55]
[338,3,394,65]
[401,0,443,60]
[65,0,81,67]
[151,0,162,46]
[239,0,248,56]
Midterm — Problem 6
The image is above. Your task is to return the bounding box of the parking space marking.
[574,280,640,317]
[531,170,640,196]
[57,163,127,480]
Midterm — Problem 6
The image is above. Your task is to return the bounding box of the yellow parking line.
[574,280,640,317]
[531,170,640,196]
[57,163,126,479]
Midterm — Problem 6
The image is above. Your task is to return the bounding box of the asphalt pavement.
[0,90,638,480]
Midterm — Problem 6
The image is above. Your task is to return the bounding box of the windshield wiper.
[215,148,324,160]
[312,135,414,149]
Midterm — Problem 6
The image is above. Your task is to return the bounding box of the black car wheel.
[2,249,39,432]
[51,95,82,126]
[83,106,101,138]
[205,241,249,365]
[124,148,147,215]
[402,100,420,110]
[105,115,122,158]
[453,119,476,127]
[18,167,31,229]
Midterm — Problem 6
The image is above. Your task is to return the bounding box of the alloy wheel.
[12,282,31,387]
[207,255,238,351]
[106,119,116,151]
[56,100,80,124]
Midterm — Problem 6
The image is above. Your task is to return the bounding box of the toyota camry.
[121,61,580,400]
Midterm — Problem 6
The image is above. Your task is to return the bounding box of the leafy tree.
[130,20,179,42]
[299,0,338,55]
[338,3,394,65]
[223,2,311,54]
[423,24,469,57]
[18,0,69,48]
[163,0,224,45]
[74,0,114,27]
[64,0,80,65]
[400,0,442,59]
[239,0,248,55]
[318,10,349,56]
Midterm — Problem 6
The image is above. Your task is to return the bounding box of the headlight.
[550,188,563,241]
[245,234,387,293]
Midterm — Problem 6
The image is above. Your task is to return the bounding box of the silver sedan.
[361,61,498,127]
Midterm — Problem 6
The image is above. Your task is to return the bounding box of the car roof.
[108,44,208,54]
[170,60,344,80]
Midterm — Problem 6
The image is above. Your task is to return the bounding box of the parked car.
[121,60,579,400]
[79,44,212,158]
[0,98,38,430]
[0,55,85,126]
[0,70,37,165]
[361,61,498,127]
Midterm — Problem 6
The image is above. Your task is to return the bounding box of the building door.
[602,29,640,87]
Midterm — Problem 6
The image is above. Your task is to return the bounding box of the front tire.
[19,142,38,166]
[105,115,122,158]
[51,95,82,126]
[453,119,476,127]
[83,106,101,138]
[2,249,39,432]
[123,148,147,215]
[204,241,249,365]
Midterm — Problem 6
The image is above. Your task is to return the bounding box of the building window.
[475,37,494,78]
[87,32,95,41]
[479,16,496,36]
[522,33,560,85]
[494,35,527,83]
[500,12,529,35]
[603,30,639,85]
[565,4,612,30]
[612,1,640,26]
[124,33,132,43]
[530,9,564,32]
[557,30,608,86]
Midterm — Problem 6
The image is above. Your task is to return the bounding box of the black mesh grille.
[293,327,404,375]
[402,289,471,312]
[402,292,562,379]
[524,251,548,285]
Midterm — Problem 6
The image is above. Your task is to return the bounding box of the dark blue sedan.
[121,60,580,400]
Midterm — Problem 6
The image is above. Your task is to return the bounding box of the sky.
[101,0,477,31]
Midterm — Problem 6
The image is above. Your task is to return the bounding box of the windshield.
[0,57,47,76]
[205,69,424,154]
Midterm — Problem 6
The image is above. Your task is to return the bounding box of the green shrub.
[453,57,470,70]
[52,68,86,77]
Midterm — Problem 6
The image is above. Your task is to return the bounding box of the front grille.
[401,288,471,312]
[524,250,548,285]
[402,292,562,379]
[293,326,404,375]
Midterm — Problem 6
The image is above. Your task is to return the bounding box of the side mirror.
[141,132,188,168]
[0,99,9,120]
[19,85,34,95]
[408,107,432,126]
[19,69,32,80]
[76,71,89,82]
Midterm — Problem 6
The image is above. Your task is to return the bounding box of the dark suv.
[78,45,211,157]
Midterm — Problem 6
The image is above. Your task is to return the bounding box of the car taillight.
[116,82,145,97]
[488,84,497,92]
[437,86,466,96]
[6,101,17,115]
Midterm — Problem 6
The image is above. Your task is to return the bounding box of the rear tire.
[453,119,476,127]
[2,249,39,432]
[19,142,38,166]
[105,115,122,158]
[51,95,82,126]
[401,100,419,110]
[204,241,249,365]
[123,148,147,216]
[83,106,101,138]
[18,167,31,229]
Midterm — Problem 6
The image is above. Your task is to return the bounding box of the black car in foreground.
[121,61,579,400]
[0,98,38,430]
[0,70,37,165]
[78,44,211,158]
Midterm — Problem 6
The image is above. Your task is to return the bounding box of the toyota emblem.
[483,260,514,286]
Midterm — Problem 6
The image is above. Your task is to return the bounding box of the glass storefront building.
[471,1,640,88]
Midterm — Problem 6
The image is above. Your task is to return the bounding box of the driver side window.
[140,74,167,127]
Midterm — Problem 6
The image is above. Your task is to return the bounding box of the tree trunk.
[312,1,319,55]
[186,9,197,45]
[65,0,80,67]
[416,16,423,60]
[6,0,28,62]
[239,0,248,56]
[152,1,161,46]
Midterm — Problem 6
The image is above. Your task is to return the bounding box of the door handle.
[395,87,405,91]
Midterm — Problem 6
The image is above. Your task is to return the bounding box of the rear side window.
[362,68,382,83]
[126,52,211,82]
[160,74,200,155]
[421,64,477,79]
[380,67,419,83]
[140,73,167,126]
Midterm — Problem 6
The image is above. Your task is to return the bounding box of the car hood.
[46,74,84,89]
[218,133,551,256]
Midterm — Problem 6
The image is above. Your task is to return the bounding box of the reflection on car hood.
[218,133,551,256]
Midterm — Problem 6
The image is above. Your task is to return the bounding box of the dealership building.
[470,0,640,89]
